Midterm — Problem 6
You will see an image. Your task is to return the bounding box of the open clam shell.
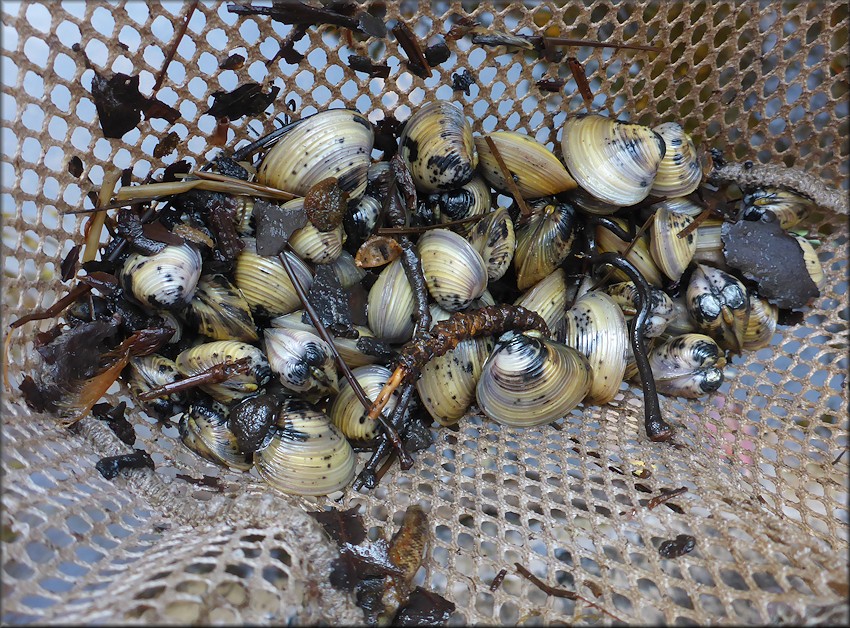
[475,131,577,198]
[476,330,592,428]
[561,114,666,207]
[257,109,373,199]
[399,101,477,193]
[418,228,488,311]
[255,397,355,496]
[560,291,628,405]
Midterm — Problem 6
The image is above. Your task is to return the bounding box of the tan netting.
[2,1,848,624]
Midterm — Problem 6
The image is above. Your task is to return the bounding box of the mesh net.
[2,1,848,624]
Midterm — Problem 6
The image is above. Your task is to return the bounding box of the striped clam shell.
[429,175,492,235]
[595,218,664,288]
[234,238,313,318]
[514,267,570,338]
[476,330,592,428]
[127,354,185,419]
[257,109,373,199]
[254,397,355,496]
[467,207,516,282]
[603,281,674,338]
[175,341,272,403]
[284,198,346,264]
[179,402,254,471]
[399,101,478,193]
[271,311,380,368]
[742,294,778,351]
[559,291,628,405]
[329,364,400,442]
[686,263,749,353]
[475,131,577,198]
[415,304,494,426]
[514,200,577,291]
[742,187,813,230]
[650,207,698,282]
[418,228,488,312]
[121,243,202,311]
[647,333,726,398]
[561,114,666,207]
[263,328,339,401]
[650,122,703,198]
[185,274,258,342]
[367,258,416,343]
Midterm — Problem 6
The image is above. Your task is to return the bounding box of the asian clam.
[22,99,827,498]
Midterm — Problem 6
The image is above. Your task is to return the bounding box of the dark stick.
[392,20,431,78]
[646,486,688,510]
[514,563,625,623]
[376,214,482,234]
[544,37,662,53]
[278,250,412,466]
[153,0,199,94]
[676,206,713,239]
[567,56,594,112]
[137,358,251,401]
[490,568,508,591]
[591,252,672,442]
[588,213,652,292]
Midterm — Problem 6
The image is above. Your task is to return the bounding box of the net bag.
[2,1,848,624]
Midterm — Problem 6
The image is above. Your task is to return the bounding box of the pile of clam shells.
[65,102,826,496]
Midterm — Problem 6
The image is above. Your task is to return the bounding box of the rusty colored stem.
[138,358,251,401]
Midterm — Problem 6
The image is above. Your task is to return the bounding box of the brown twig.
[484,135,531,217]
[544,37,662,53]
[567,56,594,112]
[676,206,714,239]
[153,0,199,94]
[137,358,251,401]
[490,569,508,591]
[278,250,411,466]
[514,563,625,623]
[646,486,688,510]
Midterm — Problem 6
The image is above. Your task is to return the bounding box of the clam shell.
[514,200,577,291]
[415,305,494,426]
[271,311,380,368]
[792,234,824,289]
[475,131,577,198]
[693,218,727,268]
[257,109,373,199]
[650,196,705,218]
[399,101,477,193]
[255,398,355,496]
[127,354,184,418]
[283,198,346,264]
[344,194,382,248]
[234,238,314,318]
[650,207,697,281]
[647,333,726,398]
[686,263,749,353]
[742,294,778,351]
[367,258,416,342]
[603,281,674,338]
[467,207,516,282]
[514,267,569,337]
[594,218,664,287]
[329,250,367,289]
[329,364,400,442]
[185,274,258,342]
[121,243,202,311]
[560,291,628,405]
[176,341,272,403]
[264,328,339,401]
[429,175,492,235]
[561,114,666,206]
[650,122,703,197]
[742,187,813,230]
[418,228,488,311]
[476,330,592,428]
[179,403,254,471]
